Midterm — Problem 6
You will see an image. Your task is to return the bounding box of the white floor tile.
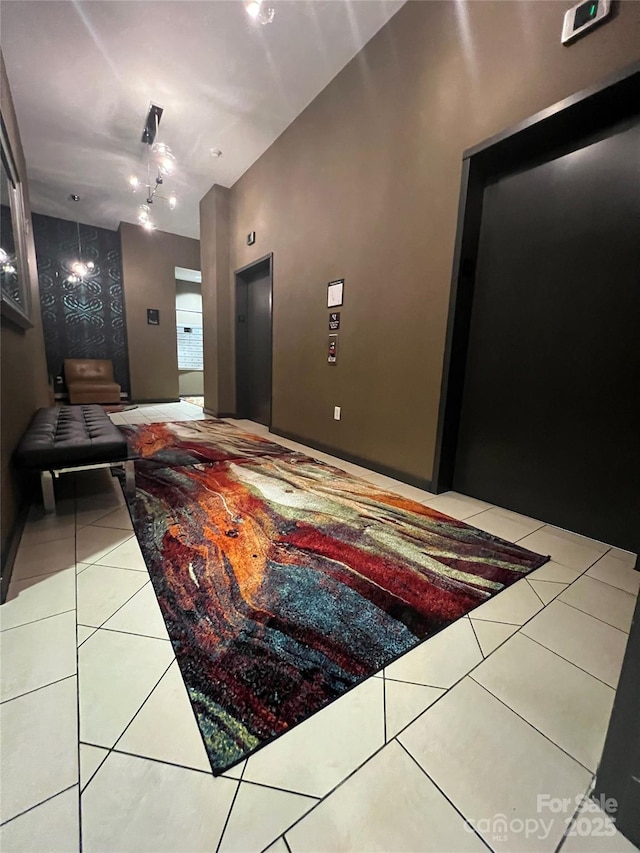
[0,611,77,702]
[559,576,637,632]
[561,797,639,852]
[472,633,614,771]
[263,838,289,853]
[95,535,147,571]
[243,677,384,798]
[469,619,518,657]
[587,553,640,596]
[78,625,97,646]
[80,744,110,791]
[90,506,133,531]
[0,787,79,853]
[1,567,75,632]
[76,525,133,565]
[526,560,585,584]
[385,616,482,688]
[518,527,604,571]
[77,564,148,628]
[81,751,237,853]
[522,601,628,689]
[384,680,444,740]
[421,492,494,520]
[20,506,76,546]
[102,582,169,639]
[608,548,637,566]
[399,678,592,852]
[219,782,315,853]
[116,661,210,772]
[222,760,247,780]
[464,506,544,542]
[469,577,544,626]
[527,578,568,605]
[76,562,92,575]
[11,537,76,583]
[286,740,487,853]
[0,677,78,823]
[79,628,174,747]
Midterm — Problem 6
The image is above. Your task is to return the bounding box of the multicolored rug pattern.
[119,419,296,468]
[121,420,549,774]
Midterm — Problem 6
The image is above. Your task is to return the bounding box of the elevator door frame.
[234,252,273,428]
[431,61,640,496]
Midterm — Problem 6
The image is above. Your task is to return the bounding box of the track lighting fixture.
[128,103,178,232]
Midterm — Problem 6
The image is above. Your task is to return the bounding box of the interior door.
[453,120,640,551]
[236,260,272,426]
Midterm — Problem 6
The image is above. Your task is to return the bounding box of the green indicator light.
[590,4,596,14]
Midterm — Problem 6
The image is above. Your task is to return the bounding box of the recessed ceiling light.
[210,148,222,158]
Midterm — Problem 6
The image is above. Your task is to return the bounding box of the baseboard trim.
[132,398,181,404]
[1,497,31,604]
[204,408,236,419]
[270,428,432,493]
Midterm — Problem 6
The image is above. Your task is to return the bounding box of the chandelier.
[245,0,275,25]
[66,203,95,285]
[128,104,177,232]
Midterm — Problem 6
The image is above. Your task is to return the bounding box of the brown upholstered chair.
[64,358,121,405]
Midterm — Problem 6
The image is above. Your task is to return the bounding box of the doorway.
[433,65,640,553]
[235,254,273,427]
[175,266,204,406]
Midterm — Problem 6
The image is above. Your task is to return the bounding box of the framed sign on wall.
[327,279,344,308]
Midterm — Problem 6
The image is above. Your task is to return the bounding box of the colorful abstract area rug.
[124,451,549,775]
[120,419,296,468]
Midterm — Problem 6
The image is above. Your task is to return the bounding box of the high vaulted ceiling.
[1,0,404,239]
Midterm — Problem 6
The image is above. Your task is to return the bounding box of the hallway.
[0,401,637,852]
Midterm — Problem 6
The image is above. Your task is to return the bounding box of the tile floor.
[1,400,638,853]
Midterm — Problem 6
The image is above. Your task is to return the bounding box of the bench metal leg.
[41,470,56,513]
[124,460,136,497]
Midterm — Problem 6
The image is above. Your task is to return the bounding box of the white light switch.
[334,406,341,420]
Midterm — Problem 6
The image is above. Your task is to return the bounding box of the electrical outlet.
[334,406,341,420]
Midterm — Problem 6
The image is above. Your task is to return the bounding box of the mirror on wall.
[1,116,32,328]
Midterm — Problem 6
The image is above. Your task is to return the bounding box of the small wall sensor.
[562,0,611,44]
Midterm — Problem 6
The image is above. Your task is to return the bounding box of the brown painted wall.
[207,0,640,483]
[120,222,200,401]
[1,53,49,562]
[200,185,230,415]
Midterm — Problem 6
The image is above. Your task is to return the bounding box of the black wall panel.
[33,213,130,395]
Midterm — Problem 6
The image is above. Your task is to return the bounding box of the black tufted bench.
[15,405,135,512]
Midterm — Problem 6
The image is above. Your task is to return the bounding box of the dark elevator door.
[453,121,640,551]
[236,263,272,426]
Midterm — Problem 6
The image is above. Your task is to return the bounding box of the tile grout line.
[468,676,595,774]
[525,577,548,607]
[215,776,244,853]
[559,598,631,634]
[0,607,76,634]
[382,667,387,744]
[520,632,620,691]
[83,578,154,636]
[0,784,78,830]
[467,615,485,659]
[395,739,493,851]
[0,673,77,707]
[74,477,84,853]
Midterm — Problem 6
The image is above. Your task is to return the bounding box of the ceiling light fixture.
[245,0,275,25]
[66,211,96,285]
[128,103,178,232]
